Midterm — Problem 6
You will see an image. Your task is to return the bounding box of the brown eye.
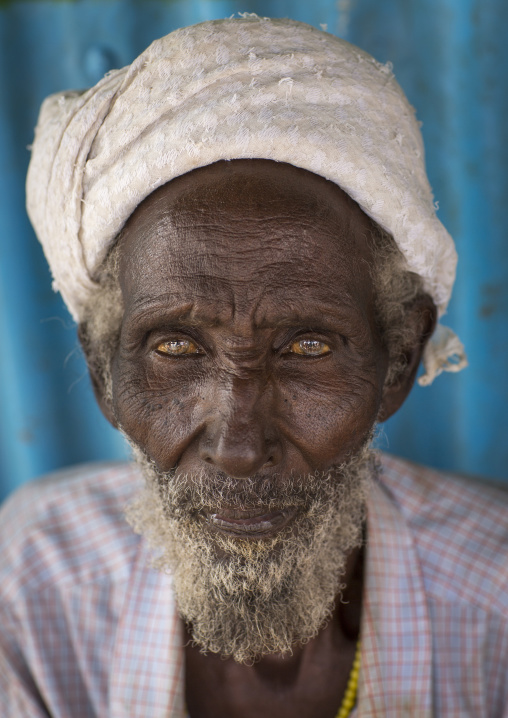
[156,339,200,356]
[289,339,331,356]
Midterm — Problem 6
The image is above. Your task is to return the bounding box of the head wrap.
[26,15,466,384]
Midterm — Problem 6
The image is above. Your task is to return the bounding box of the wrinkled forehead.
[118,159,378,266]
[116,160,379,326]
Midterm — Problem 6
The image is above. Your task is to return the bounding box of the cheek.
[112,343,385,473]
[276,360,383,467]
[111,355,204,469]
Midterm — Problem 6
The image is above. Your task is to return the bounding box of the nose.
[199,375,282,478]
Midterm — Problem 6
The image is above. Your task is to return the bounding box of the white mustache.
[154,466,352,514]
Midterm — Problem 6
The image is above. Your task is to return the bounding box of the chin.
[125,439,376,662]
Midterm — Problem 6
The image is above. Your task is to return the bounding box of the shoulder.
[0,462,143,603]
[378,453,508,615]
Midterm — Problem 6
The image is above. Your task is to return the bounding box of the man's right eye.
[156,339,200,356]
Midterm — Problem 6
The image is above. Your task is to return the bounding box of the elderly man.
[1,16,507,718]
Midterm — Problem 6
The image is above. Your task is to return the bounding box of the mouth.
[200,507,298,538]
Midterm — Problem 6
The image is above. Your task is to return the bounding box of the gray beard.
[125,441,375,664]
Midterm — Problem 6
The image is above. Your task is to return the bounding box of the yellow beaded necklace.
[335,641,361,718]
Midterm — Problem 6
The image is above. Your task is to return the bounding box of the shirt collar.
[359,479,433,717]
[109,537,185,717]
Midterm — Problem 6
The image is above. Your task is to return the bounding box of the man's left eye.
[156,339,200,356]
[288,339,331,356]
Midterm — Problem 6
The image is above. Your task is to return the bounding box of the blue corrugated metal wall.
[1,0,507,501]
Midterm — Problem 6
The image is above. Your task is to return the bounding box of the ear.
[77,324,118,429]
[378,294,437,422]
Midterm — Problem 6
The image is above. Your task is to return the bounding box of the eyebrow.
[254,311,354,331]
[126,296,363,334]
[126,298,225,330]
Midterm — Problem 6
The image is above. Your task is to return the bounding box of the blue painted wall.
[1,0,507,501]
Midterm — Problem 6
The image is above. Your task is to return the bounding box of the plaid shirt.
[1,455,507,717]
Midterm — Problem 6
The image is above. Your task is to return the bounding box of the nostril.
[198,426,281,477]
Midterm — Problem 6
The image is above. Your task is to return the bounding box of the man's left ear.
[378,294,437,422]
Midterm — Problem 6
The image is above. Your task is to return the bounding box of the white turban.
[26,15,466,385]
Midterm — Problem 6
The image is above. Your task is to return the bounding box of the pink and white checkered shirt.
[1,455,507,717]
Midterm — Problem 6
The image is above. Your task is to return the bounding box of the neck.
[251,541,364,680]
[184,538,366,718]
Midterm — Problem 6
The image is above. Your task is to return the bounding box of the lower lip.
[202,508,297,537]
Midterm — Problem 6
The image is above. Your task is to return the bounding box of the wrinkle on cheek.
[113,349,222,466]
[277,367,381,457]
[113,360,193,434]
[113,361,161,405]
[116,389,197,464]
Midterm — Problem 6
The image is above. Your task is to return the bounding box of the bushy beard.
[125,440,376,664]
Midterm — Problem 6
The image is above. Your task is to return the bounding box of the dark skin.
[89,160,436,718]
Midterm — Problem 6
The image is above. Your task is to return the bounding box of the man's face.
[113,160,388,480]
[110,160,389,661]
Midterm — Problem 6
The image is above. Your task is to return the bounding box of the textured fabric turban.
[26,15,466,385]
